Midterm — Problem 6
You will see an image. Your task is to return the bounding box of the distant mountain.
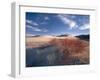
[26,35,41,37]
[57,34,69,37]
[76,34,89,41]
[33,35,41,37]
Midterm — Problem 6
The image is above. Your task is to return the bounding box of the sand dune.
[26,36,54,48]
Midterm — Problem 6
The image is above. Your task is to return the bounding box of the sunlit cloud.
[26,33,35,37]
[26,24,48,32]
[26,19,48,32]
[57,15,77,29]
[26,20,32,24]
[26,25,42,32]
[79,24,90,30]
[26,20,39,26]
[44,16,49,20]
[32,22,39,26]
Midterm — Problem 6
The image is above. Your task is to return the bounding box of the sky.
[26,12,90,36]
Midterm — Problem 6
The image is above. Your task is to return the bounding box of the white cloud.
[79,24,90,30]
[32,22,39,26]
[26,25,42,32]
[26,19,48,32]
[44,16,49,20]
[26,20,32,24]
[57,15,77,29]
[69,21,77,29]
[26,25,48,32]
[26,20,39,26]
[26,33,35,37]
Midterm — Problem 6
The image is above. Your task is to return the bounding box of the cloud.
[26,20,39,26]
[57,15,77,29]
[26,19,48,32]
[26,20,32,24]
[26,24,48,32]
[26,33,35,37]
[32,22,39,26]
[44,16,49,20]
[69,21,77,29]
[26,25,42,32]
[79,24,89,30]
